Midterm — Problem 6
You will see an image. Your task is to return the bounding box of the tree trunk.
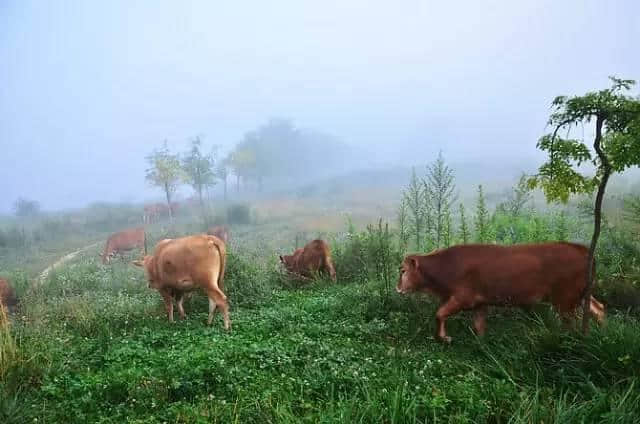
[582,115,609,334]
[165,183,173,222]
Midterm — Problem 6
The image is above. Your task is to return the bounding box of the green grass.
[1,255,639,423]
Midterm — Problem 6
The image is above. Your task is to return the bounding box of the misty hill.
[285,158,534,200]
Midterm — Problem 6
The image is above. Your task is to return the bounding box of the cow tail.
[326,255,337,282]
[211,237,227,291]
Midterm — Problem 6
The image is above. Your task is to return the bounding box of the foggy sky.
[1,0,639,212]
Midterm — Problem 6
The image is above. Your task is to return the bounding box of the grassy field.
[2,253,639,423]
[1,187,640,423]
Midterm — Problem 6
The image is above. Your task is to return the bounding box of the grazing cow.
[207,226,230,243]
[279,239,336,282]
[396,242,605,343]
[103,227,146,264]
[0,277,18,312]
[133,234,230,329]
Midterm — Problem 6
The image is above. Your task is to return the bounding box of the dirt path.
[37,242,102,285]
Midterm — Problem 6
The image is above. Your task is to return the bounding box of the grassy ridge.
[1,255,639,423]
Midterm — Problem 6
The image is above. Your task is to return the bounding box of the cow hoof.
[438,336,452,344]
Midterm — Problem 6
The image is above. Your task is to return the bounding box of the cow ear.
[279,255,284,263]
[132,259,144,267]
[409,257,419,270]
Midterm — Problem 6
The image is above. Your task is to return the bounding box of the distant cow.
[0,277,18,313]
[279,239,336,282]
[133,234,230,330]
[143,202,179,224]
[207,226,230,243]
[396,242,605,343]
[143,204,160,224]
[103,227,146,264]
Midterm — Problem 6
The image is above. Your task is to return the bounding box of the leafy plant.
[528,77,640,333]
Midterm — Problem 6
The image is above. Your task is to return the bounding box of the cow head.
[279,254,295,273]
[396,256,422,294]
[132,255,158,289]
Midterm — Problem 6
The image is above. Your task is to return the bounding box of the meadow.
[1,178,640,423]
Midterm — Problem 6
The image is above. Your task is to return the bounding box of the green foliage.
[528,77,640,203]
[424,152,457,248]
[365,219,399,294]
[145,141,184,217]
[403,167,425,251]
[181,137,216,205]
[474,185,492,243]
[396,197,409,251]
[497,173,532,218]
[458,203,469,244]
[623,194,640,229]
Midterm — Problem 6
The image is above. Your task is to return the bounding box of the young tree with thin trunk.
[145,141,184,222]
[182,137,216,210]
[528,77,640,334]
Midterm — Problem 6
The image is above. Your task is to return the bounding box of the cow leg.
[435,297,463,343]
[206,288,230,331]
[472,305,488,336]
[590,296,605,324]
[159,289,174,322]
[176,292,186,320]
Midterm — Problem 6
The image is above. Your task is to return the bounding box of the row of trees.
[145,119,350,219]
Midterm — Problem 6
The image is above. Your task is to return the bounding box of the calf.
[133,234,230,330]
[103,227,146,264]
[280,239,336,282]
[396,242,605,342]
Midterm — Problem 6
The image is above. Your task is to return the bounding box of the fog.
[1,0,638,212]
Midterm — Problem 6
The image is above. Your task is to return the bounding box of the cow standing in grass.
[280,239,336,282]
[102,227,146,264]
[396,242,605,343]
[133,234,230,330]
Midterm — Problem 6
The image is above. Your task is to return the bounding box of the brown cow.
[133,234,230,330]
[103,227,146,264]
[396,242,605,343]
[0,277,18,312]
[207,226,230,243]
[279,239,336,282]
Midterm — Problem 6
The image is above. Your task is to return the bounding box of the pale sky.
[1,0,638,211]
